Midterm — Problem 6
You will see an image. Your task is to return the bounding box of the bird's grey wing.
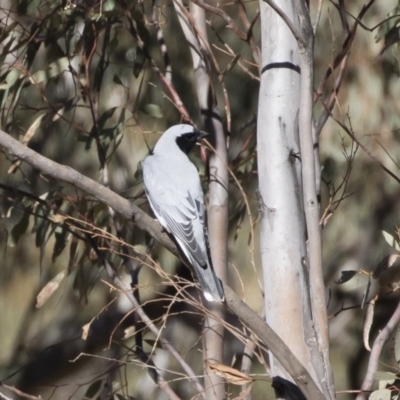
[154,191,208,268]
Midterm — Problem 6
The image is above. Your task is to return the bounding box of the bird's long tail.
[191,259,225,302]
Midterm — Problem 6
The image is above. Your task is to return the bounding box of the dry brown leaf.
[123,326,136,340]
[82,322,91,340]
[363,297,376,351]
[36,270,66,308]
[207,362,253,385]
[50,214,68,223]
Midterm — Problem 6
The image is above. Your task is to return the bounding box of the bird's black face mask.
[176,129,206,154]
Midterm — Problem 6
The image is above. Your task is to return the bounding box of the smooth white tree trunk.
[257,0,318,388]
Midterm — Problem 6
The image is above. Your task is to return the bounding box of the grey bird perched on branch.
[142,124,225,302]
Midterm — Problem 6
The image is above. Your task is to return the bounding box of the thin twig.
[312,0,323,35]
[0,384,41,400]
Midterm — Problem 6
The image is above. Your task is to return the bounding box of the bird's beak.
[198,130,209,140]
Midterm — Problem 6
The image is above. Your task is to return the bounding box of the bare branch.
[189,0,248,41]
[0,384,41,400]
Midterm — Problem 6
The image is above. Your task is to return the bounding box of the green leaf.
[113,74,124,85]
[84,379,103,398]
[35,213,50,248]
[142,104,163,119]
[376,4,400,44]
[52,227,69,262]
[30,57,70,84]
[9,207,31,247]
[98,107,118,129]
[335,270,358,284]
[0,69,20,90]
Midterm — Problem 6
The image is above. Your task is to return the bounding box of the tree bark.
[257,0,318,395]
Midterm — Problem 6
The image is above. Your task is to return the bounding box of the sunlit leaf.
[36,270,66,308]
[68,235,79,273]
[82,321,91,340]
[369,388,392,400]
[30,57,70,84]
[123,326,135,339]
[382,231,400,252]
[0,21,18,44]
[0,69,20,90]
[50,214,68,224]
[335,270,358,284]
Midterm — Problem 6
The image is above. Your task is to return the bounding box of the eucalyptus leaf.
[142,104,163,119]
[382,231,400,251]
[335,270,358,284]
[9,207,32,247]
[369,388,392,400]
